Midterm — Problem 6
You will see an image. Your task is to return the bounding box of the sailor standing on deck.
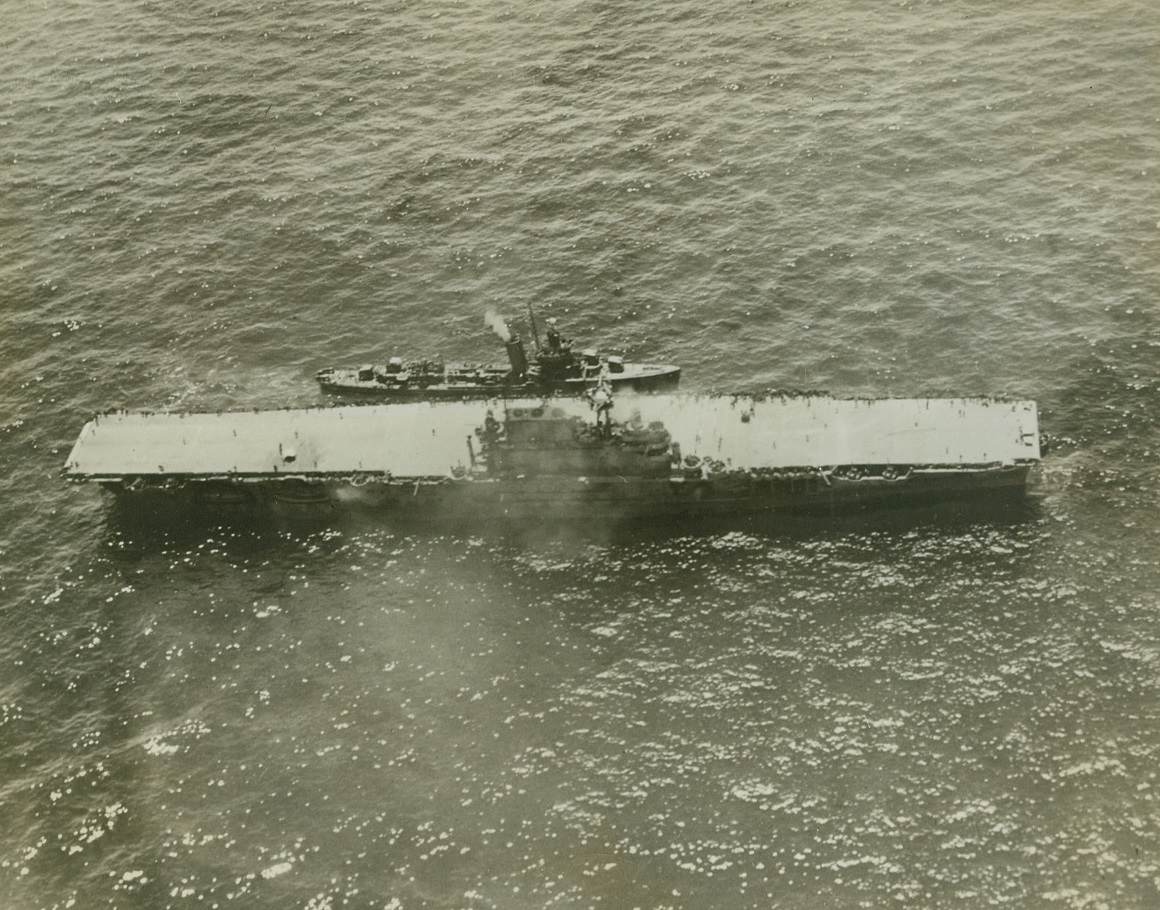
[545,318,568,352]
[587,369,614,437]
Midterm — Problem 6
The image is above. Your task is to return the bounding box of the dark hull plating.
[99,464,1031,524]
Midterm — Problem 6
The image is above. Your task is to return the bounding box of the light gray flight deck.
[64,394,1040,480]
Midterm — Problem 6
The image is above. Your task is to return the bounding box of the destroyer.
[315,312,680,398]
[64,388,1040,523]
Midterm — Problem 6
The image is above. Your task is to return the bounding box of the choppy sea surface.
[2,1,1158,907]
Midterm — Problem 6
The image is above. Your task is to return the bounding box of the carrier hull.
[95,463,1031,523]
[65,393,1040,527]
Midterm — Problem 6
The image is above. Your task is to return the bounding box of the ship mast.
[526,303,542,352]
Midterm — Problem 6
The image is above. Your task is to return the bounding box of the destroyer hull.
[316,363,680,398]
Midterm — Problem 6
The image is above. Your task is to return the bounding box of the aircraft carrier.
[63,392,1041,523]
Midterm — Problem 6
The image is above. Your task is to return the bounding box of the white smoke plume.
[484,309,511,343]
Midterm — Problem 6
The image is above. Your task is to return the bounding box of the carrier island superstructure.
[63,392,1040,522]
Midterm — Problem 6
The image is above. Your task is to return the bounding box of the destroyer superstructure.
[315,314,680,398]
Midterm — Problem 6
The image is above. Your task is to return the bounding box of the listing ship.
[315,313,680,398]
[63,387,1041,524]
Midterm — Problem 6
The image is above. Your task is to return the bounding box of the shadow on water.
[101,501,313,563]
[576,496,1044,550]
[101,491,1043,555]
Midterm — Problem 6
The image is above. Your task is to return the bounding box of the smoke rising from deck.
[485,310,511,343]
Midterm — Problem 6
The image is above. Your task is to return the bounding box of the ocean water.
[2,1,1159,907]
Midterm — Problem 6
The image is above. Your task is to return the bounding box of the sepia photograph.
[2,1,1157,907]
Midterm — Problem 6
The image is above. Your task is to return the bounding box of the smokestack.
[484,309,511,343]
[505,335,528,377]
